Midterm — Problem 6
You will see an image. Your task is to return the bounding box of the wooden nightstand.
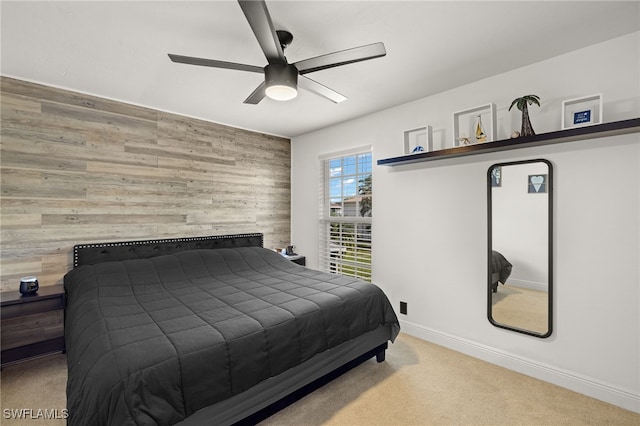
[285,255,306,266]
[1,284,66,366]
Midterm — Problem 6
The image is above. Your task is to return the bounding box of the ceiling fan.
[168,0,386,104]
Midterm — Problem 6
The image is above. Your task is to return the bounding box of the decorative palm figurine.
[509,95,540,137]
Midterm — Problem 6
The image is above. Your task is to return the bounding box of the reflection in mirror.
[488,159,552,338]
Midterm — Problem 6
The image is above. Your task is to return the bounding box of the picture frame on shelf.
[562,94,602,129]
[453,103,496,147]
[404,125,433,154]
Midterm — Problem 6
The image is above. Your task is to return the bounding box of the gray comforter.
[64,247,399,425]
[492,250,513,284]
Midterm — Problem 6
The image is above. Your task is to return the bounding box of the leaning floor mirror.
[487,159,553,338]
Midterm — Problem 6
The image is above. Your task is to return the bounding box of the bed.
[64,233,399,425]
[491,250,512,293]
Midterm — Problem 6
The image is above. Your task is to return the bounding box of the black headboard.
[73,233,264,267]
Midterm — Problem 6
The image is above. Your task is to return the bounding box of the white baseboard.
[507,278,547,292]
[399,320,640,414]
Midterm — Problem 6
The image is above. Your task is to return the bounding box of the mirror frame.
[487,158,553,338]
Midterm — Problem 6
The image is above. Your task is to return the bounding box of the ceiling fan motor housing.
[264,63,299,100]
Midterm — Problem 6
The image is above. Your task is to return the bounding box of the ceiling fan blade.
[168,54,263,74]
[243,82,267,104]
[299,76,347,104]
[295,42,387,75]
[238,0,285,64]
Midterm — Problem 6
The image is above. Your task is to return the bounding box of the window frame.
[319,147,373,281]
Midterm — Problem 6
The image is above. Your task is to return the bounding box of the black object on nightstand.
[1,284,66,366]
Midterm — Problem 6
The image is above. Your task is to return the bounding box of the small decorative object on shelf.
[453,103,496,147]
[562,94,602,129]
[458,136,471,146]
[404,126,433,154]
[509,94,540,137]
[474,115,487,143]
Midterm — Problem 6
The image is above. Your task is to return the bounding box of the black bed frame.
[73,233,264,267]
[70,232,387,424]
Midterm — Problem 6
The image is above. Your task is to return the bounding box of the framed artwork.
[404,125,433,154]
[562,94,602,129]
[453,103,496,147]
[528,174,547,193]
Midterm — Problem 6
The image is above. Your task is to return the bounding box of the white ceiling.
[2,1,639,138]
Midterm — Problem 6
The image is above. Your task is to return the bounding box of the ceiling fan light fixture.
[266,84,297,101]
[265,63,298,101]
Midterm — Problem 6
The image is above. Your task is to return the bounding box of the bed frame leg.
[375,342,388,363]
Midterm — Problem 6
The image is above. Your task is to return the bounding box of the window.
[319,149,372,281]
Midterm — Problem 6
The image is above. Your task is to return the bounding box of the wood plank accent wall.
[0,77,291,291]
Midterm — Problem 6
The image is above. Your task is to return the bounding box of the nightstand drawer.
[1,309,64,350]
[1,297,64,319]
[1,284,66,366]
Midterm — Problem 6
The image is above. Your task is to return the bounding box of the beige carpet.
[1,352,67,425]
[1,333,638,425]
[491,284,548,334]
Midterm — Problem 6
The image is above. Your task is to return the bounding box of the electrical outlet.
[400,301,407,315]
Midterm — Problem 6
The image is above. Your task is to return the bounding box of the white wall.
[291,32,640,412]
